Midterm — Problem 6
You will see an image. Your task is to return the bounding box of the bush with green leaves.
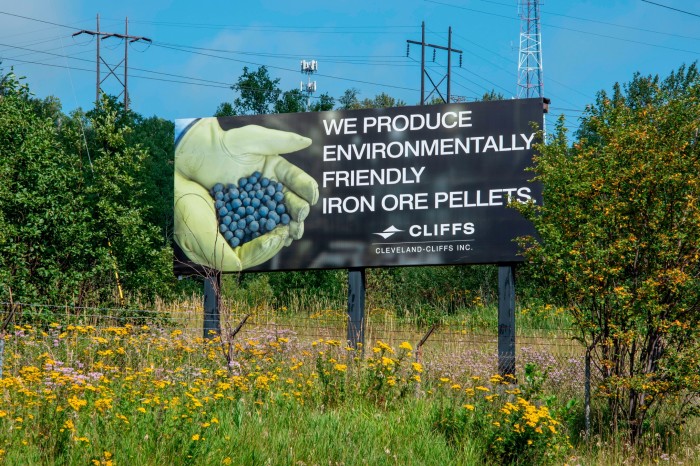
[0,79,173,308]
[517,63,700,442]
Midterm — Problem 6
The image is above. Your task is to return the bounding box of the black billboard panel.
[173,98,544,273]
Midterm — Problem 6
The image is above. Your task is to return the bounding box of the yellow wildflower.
[67,395,87,411]
[334,363,347,372]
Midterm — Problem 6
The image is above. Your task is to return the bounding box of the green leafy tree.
[81,95,174,302]
[309,92,335,112]
[274,88,306,114]
[214,102,236,117]
[359,92,406,109]
[337,89,406,110]
[128,115,175,244]
[221,65,281,115]
[481,90,505,101]
[0,77,103,304]
[0,82,172,307]
[518,64,700,442]
[338,88,361,110]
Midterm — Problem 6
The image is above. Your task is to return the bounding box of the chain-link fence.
[1,299,586,399]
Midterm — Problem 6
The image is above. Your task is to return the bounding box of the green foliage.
[481,90,506,101]
[376,266,497,320]
[127,115,175,244]
[431,371,570,465]
[213,101,236,117]
[274,88,306,114]
[336,88,407,110]
[265,270,346,309]
[517,63,700,442]
[337,88,361,109]
[309,92,335,112]
[0,81,173,307]
[228,65,281,115]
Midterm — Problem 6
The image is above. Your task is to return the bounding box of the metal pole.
[447,26,452,103]
[96,14,100,105]
[498,264,516,376]
[124,17,129,111]
[420,21,425,105]
[203,273,221,339]
[347,268,366,350]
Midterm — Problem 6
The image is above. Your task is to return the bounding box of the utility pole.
[517,0,544,98]
[73,14,151,110]
[406,22,463,105]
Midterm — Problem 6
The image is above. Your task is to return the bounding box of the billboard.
[173,98,544,274]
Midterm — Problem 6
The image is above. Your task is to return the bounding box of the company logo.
[409,223,475,237]
[373,225,403,240]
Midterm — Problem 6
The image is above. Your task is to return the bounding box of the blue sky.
[1,0,698,134]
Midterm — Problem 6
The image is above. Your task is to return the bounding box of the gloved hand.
[174,119,318,271]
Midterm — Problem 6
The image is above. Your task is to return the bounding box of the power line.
[3,56,232,89]
[425,0,700,55]
[152,42,420,93]
[0,10,80,30]
[427,0,700,42]
[152,41,407,62]
[105,18,418,34]
[641,0,700,19]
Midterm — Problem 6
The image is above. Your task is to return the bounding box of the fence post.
[0,337,4,379]
[585,348,591,437]
[347,268,366,350]
[203,273,221,339]
[498,264,516,377]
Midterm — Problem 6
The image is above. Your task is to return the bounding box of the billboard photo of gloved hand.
[174,118,319,272]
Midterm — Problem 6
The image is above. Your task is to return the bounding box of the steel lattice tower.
[517,0,543,98]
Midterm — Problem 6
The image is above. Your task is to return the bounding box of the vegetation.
[2,61,700,463]
[518,63,700,442]
[0,321,575,465]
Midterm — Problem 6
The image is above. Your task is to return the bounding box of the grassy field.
[0,297,698,465]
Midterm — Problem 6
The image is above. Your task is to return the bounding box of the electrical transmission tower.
[73,14,151,111]
[300,60,318,110]
[406,22,463,105]
[517,0,544,98]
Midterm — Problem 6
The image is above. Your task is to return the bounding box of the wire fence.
[1,299,587,396]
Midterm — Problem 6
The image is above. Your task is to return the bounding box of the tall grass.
[2,285,699,465]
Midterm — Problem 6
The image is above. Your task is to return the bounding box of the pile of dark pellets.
[210,171,290,248]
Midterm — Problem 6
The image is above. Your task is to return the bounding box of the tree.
[0,80,172,307]
[359,92,406,109]
[518,63,700,442]
[309,92,335,112]
[222,65,281,115]
[338,88,361,110]
[481,90,505,101]
[214,102,236,117]
[128,115,175,245]
[274,88,306,114]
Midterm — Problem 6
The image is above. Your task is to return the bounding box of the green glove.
[174,119,318,271]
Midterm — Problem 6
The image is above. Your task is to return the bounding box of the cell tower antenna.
[300,59,318,110]
[517,0,543,98]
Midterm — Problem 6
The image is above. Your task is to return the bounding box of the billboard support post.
[203,273,221,340]
[498,264,516,377]
[347,268,366,351]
